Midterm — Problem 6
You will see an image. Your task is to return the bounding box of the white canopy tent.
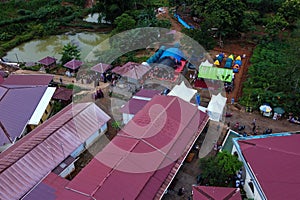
[168,81,197,102]
[206,93,227,122]
[200,59,213,67]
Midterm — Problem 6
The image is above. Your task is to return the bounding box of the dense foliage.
[199,151,242,186]
[0,0,88,57]
[240,38,300,114]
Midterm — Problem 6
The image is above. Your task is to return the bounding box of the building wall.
[28,101,53,131]
[59,162,76,178]
[71,123,108,157]
[71,143,85,158]
[231,145,263,200]
[122,113,134,124]
[85,123,108,148]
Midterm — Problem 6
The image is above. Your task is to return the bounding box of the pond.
[3,32,109,63]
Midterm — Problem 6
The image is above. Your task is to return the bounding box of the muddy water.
[3,32,108,63]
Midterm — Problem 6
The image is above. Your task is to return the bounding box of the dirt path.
[226,104,299,134]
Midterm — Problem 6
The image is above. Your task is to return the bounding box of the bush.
[66,84,82,93]
[21,65,41,71]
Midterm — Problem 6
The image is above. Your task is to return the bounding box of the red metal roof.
[27,95,209,200]
[193,186,241,200]
[133,89,161,99]
[38,56,57,66]
[0,103,110,200]
[52,87,73,101]
[120,90,161,114]
[63,59,83,70]
[2,74,53,87]
[120,98,149,114]
[90,63,111,73]
[238,134,300,200]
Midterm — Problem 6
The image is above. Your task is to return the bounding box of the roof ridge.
[195,186,216,199]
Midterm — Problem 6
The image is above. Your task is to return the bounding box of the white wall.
[122,113,134,124]
[231,145,263,200]
[59,162,76,178]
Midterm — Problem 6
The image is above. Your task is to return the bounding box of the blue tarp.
[146,46,166,64]
[195,93,201,106]
[160,47,185,62]
[174,14,194,29]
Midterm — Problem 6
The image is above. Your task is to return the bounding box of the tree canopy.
[240,22,300,114]
[199,151,242,186]
[60,43,81,65]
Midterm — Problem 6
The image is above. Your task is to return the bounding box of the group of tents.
[213,53,243,73]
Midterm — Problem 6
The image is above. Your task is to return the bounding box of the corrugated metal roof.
[133,89,161,99]
[238,134,300,200]
[30,95,208,200]
[192,186,241,200]
[90,63,111,73]
[0,86,7,100]
[38,56,56,66]
[52,87,73,101]
[63,59,83,70]
[112,62,150,80]
[0,103,110,200]
[0,86,48,144]
[120,98,149,114]
[2,74,54,87]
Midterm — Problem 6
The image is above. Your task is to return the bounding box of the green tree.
[279,0,300,24]
[199,151,242,186]
[182,28,216,50]
[60,43,81,65]
[200,0,246,42]
[111,120,122,131]
[265,14,289,38]
[112,13,136,34]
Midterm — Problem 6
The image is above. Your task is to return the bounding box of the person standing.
[251,118,256,126]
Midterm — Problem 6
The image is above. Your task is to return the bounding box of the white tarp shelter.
[206,93,227,121]
[168,81,197,102]
[200,59,213,67]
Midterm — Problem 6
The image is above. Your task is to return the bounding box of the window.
[248,182,255,193]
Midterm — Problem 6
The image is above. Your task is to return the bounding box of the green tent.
[198,65,233,82]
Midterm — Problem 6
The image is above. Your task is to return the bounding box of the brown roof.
[52,87,73,101]
[2,74,53,87]
[63,59,83,70]
[38,56,56,66]
[91,63,112,73]
[112,62,150,80]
